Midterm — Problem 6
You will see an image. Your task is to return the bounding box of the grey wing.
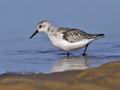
[62,28,93,43]
[57,27,70,33]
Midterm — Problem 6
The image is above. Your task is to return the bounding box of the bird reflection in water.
[51,56,90,72]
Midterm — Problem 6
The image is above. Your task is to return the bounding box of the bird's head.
[29,20,51,39]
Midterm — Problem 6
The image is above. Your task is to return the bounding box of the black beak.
[29,30,38,39]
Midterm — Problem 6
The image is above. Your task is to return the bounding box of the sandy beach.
[0,61,120,90]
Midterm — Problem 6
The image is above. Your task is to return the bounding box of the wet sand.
[0,61,120,90]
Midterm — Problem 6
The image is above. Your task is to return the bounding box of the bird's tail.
[92,34,105,39]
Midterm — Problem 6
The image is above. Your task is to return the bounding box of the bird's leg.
[67,52,70,57]
[82,44,89,56]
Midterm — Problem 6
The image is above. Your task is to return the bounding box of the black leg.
[67,52,70,57]
[82,44,89,56]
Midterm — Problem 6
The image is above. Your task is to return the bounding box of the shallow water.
[0,27,120,74]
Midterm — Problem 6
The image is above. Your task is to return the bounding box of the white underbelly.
[59,39,93,51]
[49,36,93,51]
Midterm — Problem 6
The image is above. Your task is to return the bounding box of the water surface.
[0,27,120,74]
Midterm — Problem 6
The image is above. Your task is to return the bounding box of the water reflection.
[51,56,90,72]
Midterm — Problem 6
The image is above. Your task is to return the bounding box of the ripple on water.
[0,30,120,74]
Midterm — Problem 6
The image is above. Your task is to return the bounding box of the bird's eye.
[39,25,42,28]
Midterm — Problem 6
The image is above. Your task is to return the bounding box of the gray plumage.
[58,27,94,43]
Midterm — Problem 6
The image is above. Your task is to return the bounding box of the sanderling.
[30,20,104,56]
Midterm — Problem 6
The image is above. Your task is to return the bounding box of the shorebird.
[30,20,104,56]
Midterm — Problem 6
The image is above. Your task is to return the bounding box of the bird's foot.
[82,53,86,56]
[67,52,70,57]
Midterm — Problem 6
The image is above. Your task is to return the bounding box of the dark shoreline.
[0,61,120,90]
